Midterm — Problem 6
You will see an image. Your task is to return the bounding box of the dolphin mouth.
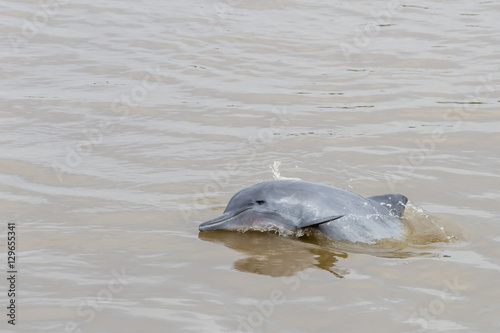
[199,207,252,232]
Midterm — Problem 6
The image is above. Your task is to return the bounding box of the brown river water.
[1,0,500,332]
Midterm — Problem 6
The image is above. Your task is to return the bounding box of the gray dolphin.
[198,179,408,243]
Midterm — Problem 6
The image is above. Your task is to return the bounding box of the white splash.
[270,160,301,180]
[236,225,306,238]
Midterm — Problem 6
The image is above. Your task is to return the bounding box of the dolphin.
[198,179,408,243]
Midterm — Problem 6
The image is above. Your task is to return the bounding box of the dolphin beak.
[199,207,251,232]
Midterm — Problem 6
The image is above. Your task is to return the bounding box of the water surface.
[1,0,500,332]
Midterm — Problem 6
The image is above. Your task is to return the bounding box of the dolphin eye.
[255,200,266,205]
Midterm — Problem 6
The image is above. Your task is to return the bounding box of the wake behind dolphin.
[199,179,408,243]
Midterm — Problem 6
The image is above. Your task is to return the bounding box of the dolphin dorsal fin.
[368,194,408,217]
[298,215,344,228]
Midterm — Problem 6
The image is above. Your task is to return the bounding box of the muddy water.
[1,0,500,332]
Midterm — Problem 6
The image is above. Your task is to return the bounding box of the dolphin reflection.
[198,230,349,278]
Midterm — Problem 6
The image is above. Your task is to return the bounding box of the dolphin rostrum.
[198,179,408,243]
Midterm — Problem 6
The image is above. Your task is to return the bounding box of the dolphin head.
[199,182,302,232]
[198,180,345,233]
